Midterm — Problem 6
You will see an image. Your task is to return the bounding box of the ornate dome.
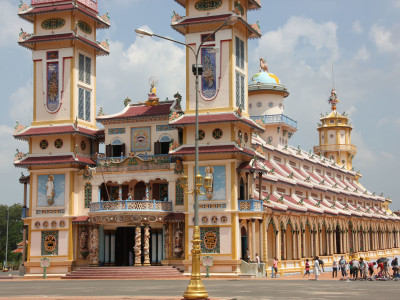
[250,71,280,85]
[248,71,289,97]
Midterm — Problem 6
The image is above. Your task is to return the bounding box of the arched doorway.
[304,225,311,258]
[348,222,353,253]
[134,182,146,200]
[267,222,275,263]
[241,226,248,261]
[239,178,245,200]
[321,225,327,256]
[286,223,293,260]
[369,227,373,250]
[336,225,341,254]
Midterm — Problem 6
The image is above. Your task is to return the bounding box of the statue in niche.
[173,222,183,258]
[46,175,55,205]
[205,166,214,200]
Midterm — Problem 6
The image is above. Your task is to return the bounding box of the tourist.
[339,256,347,278]
[392,258,399,278]
[245,248,251,263]
[255,253,261,273]
[332,259,338,278]
[352,258,359,280]
[273,257,278,278]
[359,258,365,279]
[303,259,311,278]
[314,257,320,280]
[318,258,325,272]
[349,259,354,278]
[368,261,376,279]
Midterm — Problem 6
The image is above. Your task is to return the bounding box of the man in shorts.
[339,256,347,278]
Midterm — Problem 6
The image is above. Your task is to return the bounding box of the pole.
[5,206,9,270]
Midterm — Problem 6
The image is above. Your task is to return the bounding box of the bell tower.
[15,0,110,275]
[314,89,357,170]
[172,0,262,115]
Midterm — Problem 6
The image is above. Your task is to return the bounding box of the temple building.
[14,0,400,278]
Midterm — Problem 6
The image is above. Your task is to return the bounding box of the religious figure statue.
[173,223,183,258]
[205,166,214,200]
[259,58,269,72]
[89,227,99,266]
[164,225,170,260]
[143,226,150,266]
[46,175,55,205]
[146,77,159,106]
[134,227,142,265]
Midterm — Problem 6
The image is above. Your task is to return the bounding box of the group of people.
[304,256,399,280]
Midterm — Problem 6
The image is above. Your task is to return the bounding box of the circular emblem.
[44,235,57,252]
[59,220,66,228]
[199,130,205,141]
[54,139,63,149]
[34,221,41,229]
[211,216,218,224]
[78,21,92,34]
[201,216,208,225]
[51,221,57,228]
[148,215,157,222]
[40,140,49,150]
[101,216,110,223]
[212,128,223,140]
[81,140,87,151]
[115,215,126,223]
[41,18,65,30]
[220,216,228,223]
[203,231,217,250]
[244,132,248,143]
[43,221,49,228]
[131,215,142,222]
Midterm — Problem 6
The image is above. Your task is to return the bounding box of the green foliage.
[0,204,23,267]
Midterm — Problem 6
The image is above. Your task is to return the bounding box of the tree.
[0,204,23,268]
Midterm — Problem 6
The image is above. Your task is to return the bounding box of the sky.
[1,0,399,210]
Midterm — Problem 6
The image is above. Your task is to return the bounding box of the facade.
[14,0,400,278]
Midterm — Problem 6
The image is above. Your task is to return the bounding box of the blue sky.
[1,0,400,210]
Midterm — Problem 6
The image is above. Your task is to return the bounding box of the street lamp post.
[4,206,9,271]
[135,14,237,300]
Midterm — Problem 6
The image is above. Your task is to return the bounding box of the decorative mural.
[84,183,92,208]
[201,48,217,99]
[198,165,226,201]
[37,174,65,207]
[47,62,60,112]
[131,127,151,152]
[176,180,184,206]
[41,230,58,256]
[108,128,125,135]
[201,227,220,254]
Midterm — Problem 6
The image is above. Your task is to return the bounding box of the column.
[134,226,142,266]
[292,231,297,260]
[317,230,321,256]
[104,232,110,265]
[297,232,302,259]
[275,231,280,260]
[89,226,100,266]
[310,232,314,257]
[263,220,268,263]
[143,225,151,266]
[110,232,116,265]
[238,219,242,260]
[326,231,330,255]
[258,172,263,199]
[259,220,263,260]
[333,231,337,254]
[282,230,287,260]
[251,219,256,260]
[22,180,28,266]
[98,185,101,202]
[247,220,252,259]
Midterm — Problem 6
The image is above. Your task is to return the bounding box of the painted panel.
[198,165,226,201]
[47,62,60,112]
[131,127,151,152]
[201,48,217,99]
[37,174,65,207]
[200,227,220,254]
[41,230,58,256]
[108,128,126,135]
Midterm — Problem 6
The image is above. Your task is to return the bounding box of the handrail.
[250,114,297,129]
[90,200,172,212]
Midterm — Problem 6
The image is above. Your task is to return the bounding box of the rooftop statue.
[146,76,159,106]
[259,58,269,72]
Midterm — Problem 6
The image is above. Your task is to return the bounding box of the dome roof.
[250,71,280,85]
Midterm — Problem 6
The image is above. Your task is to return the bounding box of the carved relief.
[173,222,184,259]
[134,227,142,265]
[143,226,150,265]
[164,225,170,260]
[89,226,99,266]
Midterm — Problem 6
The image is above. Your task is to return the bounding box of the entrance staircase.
[62,266,185,280]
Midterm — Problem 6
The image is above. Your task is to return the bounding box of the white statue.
[46,175,55,205]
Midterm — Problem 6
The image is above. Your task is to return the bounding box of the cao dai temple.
[14,0,400,278]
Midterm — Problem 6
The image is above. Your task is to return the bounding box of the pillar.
[22,180,28,265]
[292,231,297,260]
[118,186,122,200]
[333,231,337,254]
[110,232,116,265]
[143,225,151,266]
[297,231,302,259]
[134,226,142,266]
[310,231,314,257]
[247,220,252,260]
[258,172,263,199]
[259,220,263,260]
[275,231,280,260]
[263,220,268,263]
[251,219,256,260]
[104,233,110,265]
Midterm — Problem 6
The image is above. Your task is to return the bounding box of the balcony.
[314,144,357,154]
[250,114,297,129]
[238,199,263,211]
[97,154,173,172]
[90,200,172,212]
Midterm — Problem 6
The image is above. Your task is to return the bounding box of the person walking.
[303,259,311,278]
[392,258,399,278]
[245,248,251,263]
[359,258,365,279]
[339,256,347,278]
[368,261,376,279]
[272,257,278,278]
[314,257,320,281]
[332,259,338,278]
[352,258,360,280]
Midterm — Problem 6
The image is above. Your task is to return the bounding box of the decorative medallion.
[199,130,205,141]
[78,21,92,34]
[244,132,248,143]
[148,215,157,222]
[34,221,41,229]
[211,216,218,224]
[238,130,242,140]
[174,158,184,175]
[41,18,65,30]
[51,221,57,228]
[47,51,58,60]
[59,220,65,228]
[195,0,222,11]
[41,231,58,256]
[131,215,142,222]
[54,139,63,149]
[212,128,223,140]
[43,221,49,229]
[220,216,228,223]
[201,227,220,254]
[40,140,49,150]
[201,216,209,225]
[81,140,87,151]
[115,215,126,223]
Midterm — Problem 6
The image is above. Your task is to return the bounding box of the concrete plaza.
[0,278,399,299]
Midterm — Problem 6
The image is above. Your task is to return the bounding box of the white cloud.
[8,79,33,123]
[369,23,400,53]
[393,0,400,8]
[0,0,30,48]
[96,32,185,115]
[354,46,370,61]
[352,21,363,34]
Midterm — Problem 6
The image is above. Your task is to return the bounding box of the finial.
[328,88,339,111]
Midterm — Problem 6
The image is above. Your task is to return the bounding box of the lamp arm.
[152,34,196,57]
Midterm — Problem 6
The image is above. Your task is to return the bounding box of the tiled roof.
[171,144,260,158]
[14,125,103,140]
[15,155,95,168]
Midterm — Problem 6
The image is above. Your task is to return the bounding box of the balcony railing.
[238,199,263,211]
[90,200,172,212]
[97,154,173,171]
[250,114,297,129]
[314,144,357,154]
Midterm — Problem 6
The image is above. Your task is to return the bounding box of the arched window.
[84,183,92,208]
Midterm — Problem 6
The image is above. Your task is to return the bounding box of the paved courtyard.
[0,278,399,299]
